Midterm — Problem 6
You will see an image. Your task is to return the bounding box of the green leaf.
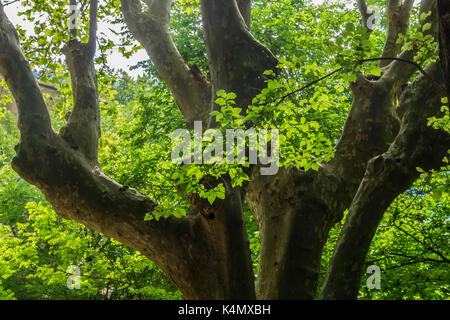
[215,98,227,106]
[422,23,431,32]
[216,90,227,98]
[207,193,216,205]
[226,92,237,100]
[368,65,381,77]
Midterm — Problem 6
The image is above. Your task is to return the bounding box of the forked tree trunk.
[0,0,448,300]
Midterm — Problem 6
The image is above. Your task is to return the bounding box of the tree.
[0,0,448,300]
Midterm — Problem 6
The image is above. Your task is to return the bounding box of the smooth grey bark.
[199,0,277,127]
[438,0,450,97]
[319,62,449,299]
[379,0,414,67]
[120,0,211,127]
[237,0,252,29]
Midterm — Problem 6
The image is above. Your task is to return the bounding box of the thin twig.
[355,57,446,91]
[1,0,21,7]
[392,221,449,262]
[260,66,344,108]
[267,56,444,110]
[389,252,449,264]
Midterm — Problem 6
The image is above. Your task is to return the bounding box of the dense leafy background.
[0,0,448,299]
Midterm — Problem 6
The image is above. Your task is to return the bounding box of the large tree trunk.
[438,0,450,95]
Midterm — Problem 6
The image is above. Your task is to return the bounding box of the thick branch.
[319,62,449,300]
[237,0,251,29]
[245,73,405,297]
[380,0,415,67]
[120,0,211,126]
[87,0,98,56]
[10,124,221,299]
[60,0,101,164]
[329,75,401,209]
[438,0,450,98]
[383,0,439,87]
[328,1,439,203]
[0,5,185,276]
[0,4,52,136]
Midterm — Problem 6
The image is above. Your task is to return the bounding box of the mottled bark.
[319,62,449,299]
[379,0,414,67]
[438,0,450,97]
[200,0,277,127]
[120,0,211,126]
[237,0,251,29]
[247,167,338,299]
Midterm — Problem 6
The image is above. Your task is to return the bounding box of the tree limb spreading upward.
[438,0,450,97]
[0,4,51,135]
[120,0,211,127]
[319,62,449,299]
[380,0,415,67]
[383,0,438,87]
[60,0,100,163]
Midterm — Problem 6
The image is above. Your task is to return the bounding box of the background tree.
[0,0,448,299]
